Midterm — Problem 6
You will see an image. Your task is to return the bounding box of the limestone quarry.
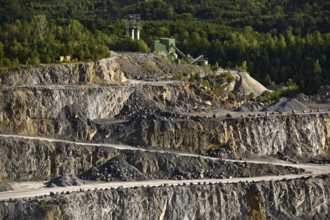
[0,52,330,219]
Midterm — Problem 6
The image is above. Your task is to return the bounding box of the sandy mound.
[217,69,268,96]
[235,72,268,96]
[264,97,309,112]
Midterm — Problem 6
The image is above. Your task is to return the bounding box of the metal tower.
[126,14,141,40]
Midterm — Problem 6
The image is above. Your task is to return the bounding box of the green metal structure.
[152,37,208,66]
[152,38,176,54]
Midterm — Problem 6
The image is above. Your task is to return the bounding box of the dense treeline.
[0,0,329,93]
[142,20,329,93]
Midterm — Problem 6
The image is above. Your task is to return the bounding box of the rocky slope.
[1,175,329,220]
[0,80,241,137]
[1,85,329,161]
[0,136,300,183]
[1,52,330,219]
[0,52,211,86]
[0,57,127,86]
[98,113,330,160]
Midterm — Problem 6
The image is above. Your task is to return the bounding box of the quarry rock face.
[103,113,330,159]
[0,175,329,220]
[1,53,330,219]
[1,84,329,160]
[0,137,301,182]
[0,52,211,87]
[0,56,127,86]
[0,86,135,138]
[0,83,237,137]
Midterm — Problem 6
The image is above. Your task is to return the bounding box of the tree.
[32,15,47,40]
[0,42,3,65]
[240,61,248,71]
[137,40,150,53]
[313,59,322,74]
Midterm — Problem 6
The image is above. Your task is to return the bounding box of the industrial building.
[125,14,208,66]
[152,38,177,62]
[152,38,208,66]
[152,38,176,54]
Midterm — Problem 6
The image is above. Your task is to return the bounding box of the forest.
[0,0,329,94]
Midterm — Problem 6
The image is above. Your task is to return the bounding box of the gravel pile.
[264,97,309,112]
[235,103,262,112]
[115,90,160,119]
[79,156,147,182]
[0,184,13,192]
[313,85,330,103]
[46,175,86,187]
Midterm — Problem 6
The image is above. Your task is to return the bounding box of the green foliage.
[202,79,211,89]
[50,149,58,157]
[240,61,248,71]
[248,92,255,101]
[0,0,329,94]
[173,72,188,80]
[212,62,219,71]
[137,40,150,53]
[264,74,276,86]
[218,72,235,85]
[259,90,282,102]
[189,72,201,83]
[0,18,111,66]
[260,78,299,102]
[282,78,299,97]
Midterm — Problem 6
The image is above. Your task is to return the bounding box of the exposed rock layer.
[0,175,329,220]
[0,57,127,86]
[0,137,299,182]
[0,52,211,86]
[103,113,330,159]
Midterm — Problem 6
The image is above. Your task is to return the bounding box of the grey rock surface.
[1,175,329,220]
[0,136,300,182]
[0,56,127,86]
[102,113,330,159]
[235,102,262,112]
[0,53,330,219]
[263,97,309,112]
[0,184,13,192]
[46,175,86,187]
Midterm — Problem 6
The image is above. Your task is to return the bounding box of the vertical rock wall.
[1,175,329,220]
[119,113,330,158]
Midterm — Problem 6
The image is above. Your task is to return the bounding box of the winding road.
[0,134,329,201]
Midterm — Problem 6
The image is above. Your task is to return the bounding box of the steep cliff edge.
[0,81,238,138]
[99,113,330,160]
[1,175,329,220]
[1,85,329,160]
[0,57,127,86]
